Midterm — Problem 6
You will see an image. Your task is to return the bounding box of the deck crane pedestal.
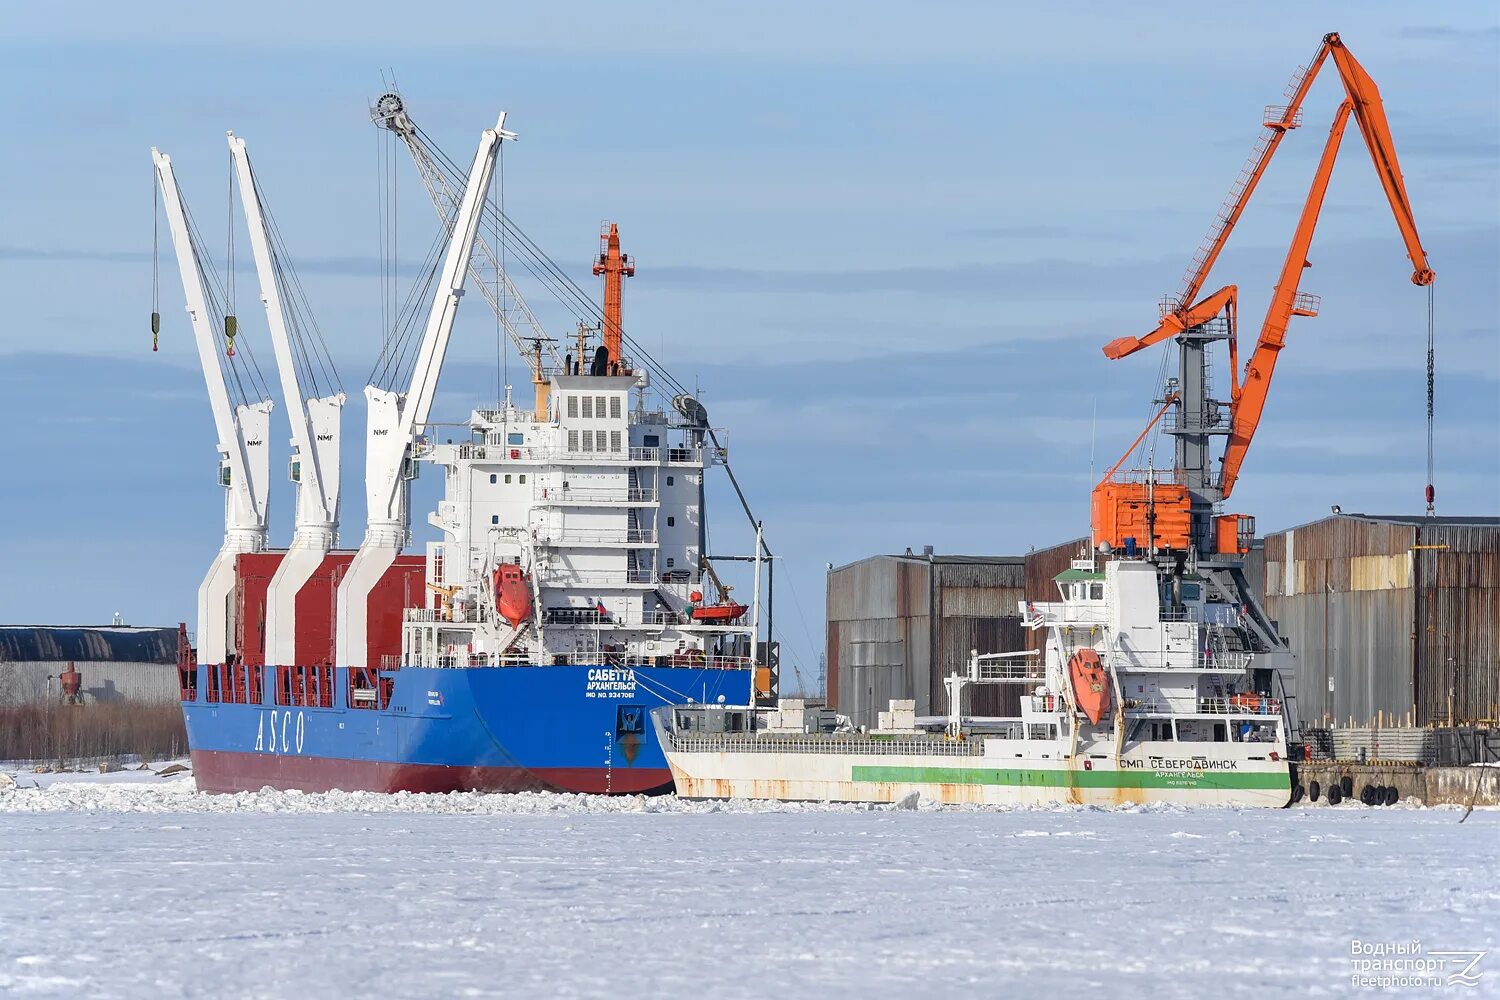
[152,148,275,665]
[228,132,346,668]
[334,113,510,670]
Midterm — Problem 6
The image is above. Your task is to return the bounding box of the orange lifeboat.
[493,564,534,628]
[1068,648,1112,724]
[690,601,748,623]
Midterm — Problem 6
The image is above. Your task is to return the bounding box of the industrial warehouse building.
[828,514,1497,731]
[826,542,1086,727]
[1264,513,1499,727]
[0,625,182,706]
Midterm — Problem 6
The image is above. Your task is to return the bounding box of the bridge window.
[609,396,622,419]
[582,396,594,419]
[567,395,578,418]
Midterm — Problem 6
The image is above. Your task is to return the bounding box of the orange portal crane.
[592,222,635,372]
[1093,32,1434,560]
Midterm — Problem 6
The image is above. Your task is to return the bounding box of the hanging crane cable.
[151,168,161,352]
[245,159,344,399]
[224,149,238,358]
[1426,284,1436,515]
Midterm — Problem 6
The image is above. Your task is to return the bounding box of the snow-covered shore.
[1,769,1496,997]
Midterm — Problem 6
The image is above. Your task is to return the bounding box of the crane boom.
[151,147,274,663]
[1167,31,1432,326]
[1219,102,1351,499]
[372,94,562,416]
[335,113,509,669]
[228,132,347,667]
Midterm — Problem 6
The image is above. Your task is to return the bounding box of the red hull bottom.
[190,750,672,796]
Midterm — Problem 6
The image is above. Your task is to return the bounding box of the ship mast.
[151,148,274,664]
[228,132,346,667]
[592,222,634,372]
[335,113,511,670]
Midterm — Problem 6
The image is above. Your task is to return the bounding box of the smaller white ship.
[654,556,1294,808]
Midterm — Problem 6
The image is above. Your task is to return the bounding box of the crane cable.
[224,150,238,358]
[151,169,161,352]
[1426,284,1435,515]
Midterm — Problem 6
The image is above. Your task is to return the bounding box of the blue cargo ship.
[180,661,749,794]
[155,100,771,796]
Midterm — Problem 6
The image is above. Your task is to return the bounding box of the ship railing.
[547,570,660,587]
[426,653,534,668]
[665,731,983,756]
[400,652,752,670]
[538,527,657,546]
[1195,650,1252,672]
[535,485,658,504]
[545,446,664,464]
[622,654,753,670]
[405,606,491,624]
[547,609,695,627]
[1025,605,1107,626]
[967,655,1045,683]
[1197,695,1283,716]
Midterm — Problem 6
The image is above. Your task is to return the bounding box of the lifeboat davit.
[493,565,534,628]
[1068,648,1111,725]
[690,601,748,623]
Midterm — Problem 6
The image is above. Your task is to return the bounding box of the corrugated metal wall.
[1265,517,1417,725]
[1414,522,1500,725]
[0,661,180,705]
[1264,516,1499,726]
[1025,538,1089,602]
[828,554,1034,723]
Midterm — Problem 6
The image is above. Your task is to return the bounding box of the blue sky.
[1,3,1497,687]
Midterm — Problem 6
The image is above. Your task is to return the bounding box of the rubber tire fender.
[1327,784,1343,805]
[1292,784,1305,804]
[1308,780,1321,802]
[1360,784,1378,806]
[1340,775,1354,798]
[1384,785,1400,806]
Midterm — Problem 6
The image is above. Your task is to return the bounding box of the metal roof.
[0,626,179,664]
[1269,512,1500,534]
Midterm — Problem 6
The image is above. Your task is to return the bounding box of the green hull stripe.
[850,764,1290,791]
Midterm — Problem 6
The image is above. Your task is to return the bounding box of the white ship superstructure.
[406,373,756,671]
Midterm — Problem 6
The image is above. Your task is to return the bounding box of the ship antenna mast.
[592,222,634,373]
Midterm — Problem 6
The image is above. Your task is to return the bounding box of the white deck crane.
[335,113,511,669]
[372,94,562,418]
[228,132,347,667]
[151,148,274,664]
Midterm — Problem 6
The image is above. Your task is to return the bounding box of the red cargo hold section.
[233,552,425,668]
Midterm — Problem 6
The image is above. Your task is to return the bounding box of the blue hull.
[183,664,749,794]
